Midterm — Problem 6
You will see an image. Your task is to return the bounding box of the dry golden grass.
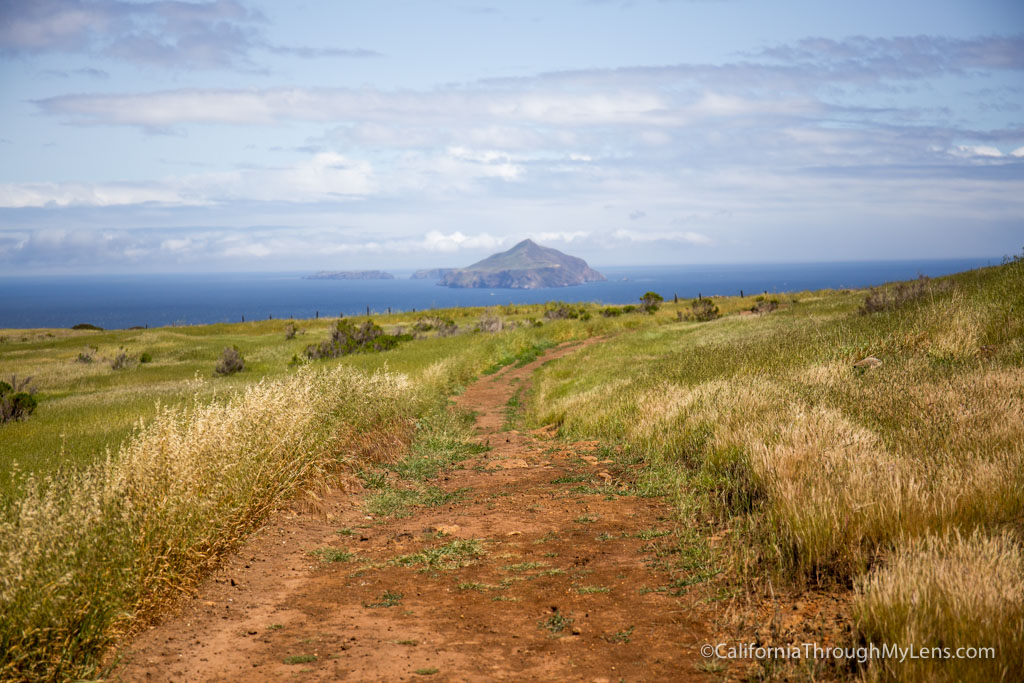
[0,365,417,680]
[854,530,1024,682]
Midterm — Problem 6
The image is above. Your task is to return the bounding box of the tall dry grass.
[854,530,1024,682]
[0,364,417,680]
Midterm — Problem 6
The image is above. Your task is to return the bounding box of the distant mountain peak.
[438,240,605,289]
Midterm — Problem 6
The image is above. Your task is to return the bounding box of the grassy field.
[2,260,1021,681]
[525,256,1024,681]
[0,302,653,680]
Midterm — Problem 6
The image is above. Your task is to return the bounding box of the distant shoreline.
[0,259,1000,331]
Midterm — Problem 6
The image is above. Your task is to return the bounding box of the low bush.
[111,349,131,370]
[691,298,720,321]
[0,376,38,424]
[860,275,940,315]
[139,352,153,364]
[76,347,97,363]
[412,317,458,337]
[305,320,401,360]
[640,291,663,313]
[214,346,245,375]
[284,322,297,340]
[71,323,103,331]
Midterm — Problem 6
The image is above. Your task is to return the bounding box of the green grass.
[364,485,469,518]
[393,539,486,571]
[283,654,317,665]
[539,611,574,635]
[363,590,404,608]
[309,548,355,563]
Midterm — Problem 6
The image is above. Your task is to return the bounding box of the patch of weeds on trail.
[357,467,390,490]
[309,547,355,563]
[503,386,526,430]
[363,590,404,608]
[414,668,440,676]
[396,639,419,646]
[457,581,493,592]
[576,585,611,594]
[483,340,555,375]
[539,610,574,636]
[504,561,547,572]
[393,408,488,481]
[551,472,589,484]
[492,595,519,602]
[574,513,598,524]
[283,654,317,664]
[604,626,635,643]
[537,568,566,577]
[569,485,631,497]
[336,527,356,536]
[267,623,284,630]
[365,486,469,518]
[394,539,486,571]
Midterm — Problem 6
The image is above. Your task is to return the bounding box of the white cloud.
[951,145,1004,158]
[0,152,374,208]
[612,229,713,245]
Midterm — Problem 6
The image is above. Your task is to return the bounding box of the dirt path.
[115,340,713,681]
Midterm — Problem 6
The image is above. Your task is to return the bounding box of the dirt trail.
[115,340,713,681]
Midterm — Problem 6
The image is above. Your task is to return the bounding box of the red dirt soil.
[113,340,721,681]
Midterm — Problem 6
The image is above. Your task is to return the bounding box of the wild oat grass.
[0,364,416,679]
[854,530,1024,682]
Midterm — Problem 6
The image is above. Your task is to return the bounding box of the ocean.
[0,258,1000,330]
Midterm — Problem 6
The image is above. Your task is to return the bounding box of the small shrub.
[750,298,778,314]
[76,347,97,363]
[621,305,637,313]
[1,376,38,424]
[71,323,103,331]
[475,313,508,333]
[139,352,153,364]
[691,298,719,322]
[111,349,131,370]
[214,346,245,375]
[304,320,402,360]
[412,316,458,336]
[544,303,585,320]
[284,322,297,340]
[640,291,663,313]
[600,307,623,317]
[860,275,939,314]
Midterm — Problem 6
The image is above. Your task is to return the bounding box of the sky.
[1,0,1022,274]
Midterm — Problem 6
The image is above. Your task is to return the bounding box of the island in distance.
[433,239,606,289]
[410,268,459,280]
[305,270,395,280]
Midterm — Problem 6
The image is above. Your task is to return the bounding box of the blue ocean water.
[0,258,999,330]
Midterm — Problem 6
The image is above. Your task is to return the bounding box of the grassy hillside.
[525,256,1024,681]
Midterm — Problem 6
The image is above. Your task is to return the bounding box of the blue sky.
[1,0,1022,273]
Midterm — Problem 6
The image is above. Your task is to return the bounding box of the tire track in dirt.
[114,339,713,681]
